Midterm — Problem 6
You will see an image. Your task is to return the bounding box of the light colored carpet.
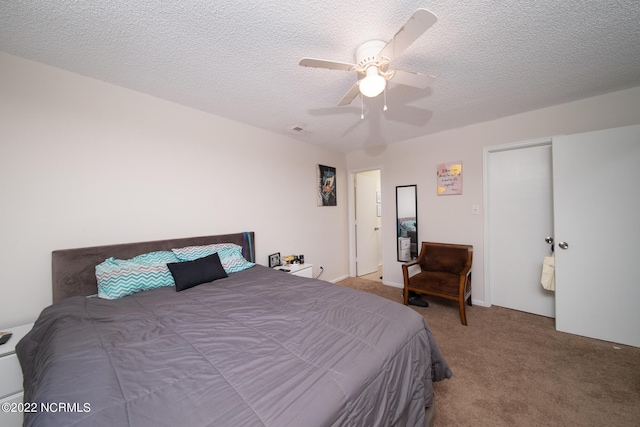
[358,265,382,282]
[336,277,640,427]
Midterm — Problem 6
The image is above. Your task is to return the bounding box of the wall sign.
[437,161,463,195]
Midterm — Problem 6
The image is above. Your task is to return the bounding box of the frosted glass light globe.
[359,66,386,97]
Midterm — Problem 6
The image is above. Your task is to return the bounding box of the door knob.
[545,237,554,244]
[558,241,569,250]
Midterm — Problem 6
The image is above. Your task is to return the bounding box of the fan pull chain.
[383,88,388,111]
[361,95,364,119]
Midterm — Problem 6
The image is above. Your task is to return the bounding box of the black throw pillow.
[167,252,228,292]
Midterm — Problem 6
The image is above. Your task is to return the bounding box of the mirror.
[396,185,418,262]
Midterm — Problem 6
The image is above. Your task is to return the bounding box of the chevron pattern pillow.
[172,244,255,273]
[218,246,255,273]
[96,251,181,299]
[171,243,240,261]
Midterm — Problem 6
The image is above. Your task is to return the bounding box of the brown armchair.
[402,242,473,325]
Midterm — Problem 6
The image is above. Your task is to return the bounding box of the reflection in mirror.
[396,185,418,262]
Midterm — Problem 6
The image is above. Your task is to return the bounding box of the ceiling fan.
[299,9,437,107]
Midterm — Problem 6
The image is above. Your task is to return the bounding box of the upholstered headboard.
[51,232,255,304]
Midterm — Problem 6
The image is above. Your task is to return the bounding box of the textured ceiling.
[1,1,639,153]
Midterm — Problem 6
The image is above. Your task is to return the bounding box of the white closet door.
[488,143,555,317]
[553,124,640,347]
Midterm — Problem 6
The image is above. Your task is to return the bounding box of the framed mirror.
[396,185,418,262]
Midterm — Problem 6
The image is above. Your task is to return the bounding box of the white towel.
[541,254,555,291]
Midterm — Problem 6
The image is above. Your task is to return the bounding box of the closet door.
[553,124,640,347]
[487,142,555,317]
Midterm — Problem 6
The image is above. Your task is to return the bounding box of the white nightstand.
[0,323,33,427]
[275,263,313,278]
[398,237,411,261]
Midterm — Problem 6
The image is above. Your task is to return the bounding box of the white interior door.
[553,124,640,347]
[487,142,555,317]
[355,172,379,276]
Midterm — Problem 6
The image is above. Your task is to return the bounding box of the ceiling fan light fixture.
[359,66,386,98]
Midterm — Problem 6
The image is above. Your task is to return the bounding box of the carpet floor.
[336,277,640,427]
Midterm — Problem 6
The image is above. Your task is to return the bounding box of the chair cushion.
[409,271,460,296]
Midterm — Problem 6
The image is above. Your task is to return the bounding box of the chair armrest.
[459,249,473,278]
[403,259,419,268]
[459,264,472,277]
[402,259,420,285]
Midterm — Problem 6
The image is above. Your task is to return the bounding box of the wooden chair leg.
[458,298,468,326]
[403,288,409,305]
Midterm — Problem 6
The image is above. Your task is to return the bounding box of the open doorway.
[354,170,382,280]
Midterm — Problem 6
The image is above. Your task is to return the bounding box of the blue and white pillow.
[171,243,239,261]
[96,251,181,299]
[172,244,254,273]
[218,246,255,273]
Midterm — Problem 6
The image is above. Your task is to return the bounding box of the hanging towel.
[541,253,555,291]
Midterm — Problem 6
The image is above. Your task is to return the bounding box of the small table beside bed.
[16,232,451,426]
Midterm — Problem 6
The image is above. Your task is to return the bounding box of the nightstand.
[398,237,411,261]
[0,323,33,427]
[275,263,313,278]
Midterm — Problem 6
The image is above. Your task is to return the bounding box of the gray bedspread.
[17,265,451,426]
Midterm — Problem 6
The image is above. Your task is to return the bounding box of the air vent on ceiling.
[288,125,310,135]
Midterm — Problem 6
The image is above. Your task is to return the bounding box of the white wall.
[0,52,349,329]
[347,86,640,305]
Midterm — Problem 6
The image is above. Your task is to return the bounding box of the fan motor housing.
[355,40,386,67]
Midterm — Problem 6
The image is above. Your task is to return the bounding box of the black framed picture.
[317,164,337,206]
[268,252,281,268]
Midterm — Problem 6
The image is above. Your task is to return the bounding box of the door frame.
[482,137,553,307]
[348,167,383,278]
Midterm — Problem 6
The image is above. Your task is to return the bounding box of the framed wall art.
[317,164,337,206]
[437,161,463,195]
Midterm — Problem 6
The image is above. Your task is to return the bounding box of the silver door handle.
[545,237,554,244]
[558,241,569,250]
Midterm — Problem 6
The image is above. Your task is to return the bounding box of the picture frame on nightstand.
[268,252,281,268]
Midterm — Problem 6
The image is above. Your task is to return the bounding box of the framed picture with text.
[437,161,463,195]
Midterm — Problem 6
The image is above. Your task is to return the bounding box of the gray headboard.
[51,232,255,304]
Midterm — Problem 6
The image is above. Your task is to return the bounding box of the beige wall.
[2,50,638,329]
[0,52,349,329]
[347,86,640,304]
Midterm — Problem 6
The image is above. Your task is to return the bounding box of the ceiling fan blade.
[337,82,361,106]
[390,69,435,89]
[299,58,355,71]
[377,9,437,61]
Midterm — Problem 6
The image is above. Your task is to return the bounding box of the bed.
[17,232,451,426]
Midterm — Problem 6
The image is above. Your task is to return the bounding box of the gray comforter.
[17,265,451,426]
